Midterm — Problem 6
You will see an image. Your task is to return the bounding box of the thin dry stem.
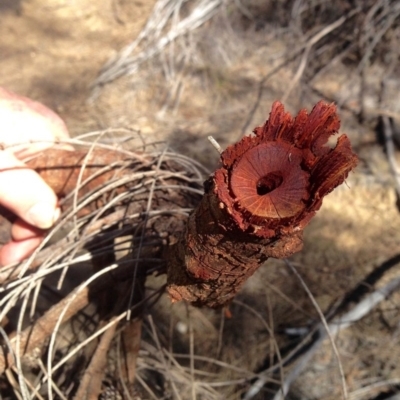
[120,318,142,385]
[73,320,117,400]
[0,279,91,374]
[282,260,348,400]
[282,9,358,103]
[0,135,204,398]
[93,0,223,88]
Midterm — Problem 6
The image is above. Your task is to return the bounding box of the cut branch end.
[167,101,358,308]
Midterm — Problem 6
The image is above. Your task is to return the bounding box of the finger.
[0,237,44,266]
[0,87,72,157]
[11,217,46,241]
[0,151,60,229]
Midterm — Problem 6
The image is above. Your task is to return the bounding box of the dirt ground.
[1,1,400,399]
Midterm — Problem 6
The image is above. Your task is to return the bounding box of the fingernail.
[26,203,60,229]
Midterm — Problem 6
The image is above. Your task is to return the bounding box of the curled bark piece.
[0,148,154,246]
[167,101,358,308]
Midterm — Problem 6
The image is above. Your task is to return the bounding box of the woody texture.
[167,101,358,308]
[0,100,358,379]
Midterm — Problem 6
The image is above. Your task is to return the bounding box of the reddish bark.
[0,149,150,246]
[167,101,358,308]
[0,101,357,310]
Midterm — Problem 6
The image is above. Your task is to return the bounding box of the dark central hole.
[256,172,283,195]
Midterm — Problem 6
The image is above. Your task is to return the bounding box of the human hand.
[0,87,71,266]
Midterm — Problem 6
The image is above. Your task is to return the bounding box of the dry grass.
[93,0,400,129]
[1,0,400,399]
[0,132,207,399]
[1,135,400,399]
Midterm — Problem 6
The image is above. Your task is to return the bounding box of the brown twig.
[0,280,90,374]
[73,320,117,400]
[0,258,156,375]
[120,318,142,385]
[382,116,400,199]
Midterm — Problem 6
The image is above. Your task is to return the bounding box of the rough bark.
[166,101,358,308]
[0,101,358,311]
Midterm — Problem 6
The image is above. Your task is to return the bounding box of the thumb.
[0,151,60,229]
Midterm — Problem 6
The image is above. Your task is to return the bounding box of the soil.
[1,1,400,399]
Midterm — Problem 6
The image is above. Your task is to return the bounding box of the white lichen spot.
[176,321,188,334]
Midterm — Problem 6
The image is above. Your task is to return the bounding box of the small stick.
[120,318,142,385]
[73,321,117,400]
[0,284,90,374]
[382,115,400,199]
[207,136,222,154]
[0,260,148,374]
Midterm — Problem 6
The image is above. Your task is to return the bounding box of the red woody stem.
[167,101,358,308]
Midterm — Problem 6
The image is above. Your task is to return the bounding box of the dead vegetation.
[1,0,400,399]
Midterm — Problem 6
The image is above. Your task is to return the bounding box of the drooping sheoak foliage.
[166,101,358,308]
